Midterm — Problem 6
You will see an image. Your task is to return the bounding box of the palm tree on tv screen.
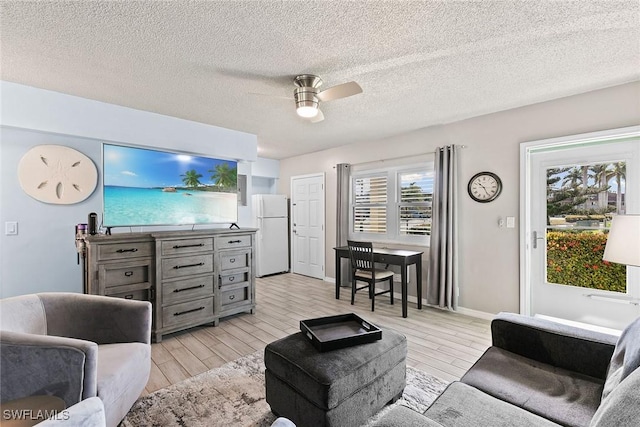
[210,163,237,190]
[180,169,202,188]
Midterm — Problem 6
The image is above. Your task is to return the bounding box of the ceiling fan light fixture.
[290,74,361,122]
[294,85,319,118]
[296,104,319,118]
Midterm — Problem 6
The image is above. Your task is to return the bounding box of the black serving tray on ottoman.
[300,313,382,352]
[264,321,407,427]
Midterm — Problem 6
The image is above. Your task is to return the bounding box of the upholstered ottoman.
[264,327,407,427]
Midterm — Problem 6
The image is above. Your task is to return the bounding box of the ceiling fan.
[292,74,362,123]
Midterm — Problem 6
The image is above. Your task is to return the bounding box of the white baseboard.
[389,290,495,321]
[329,278,497,321]
[455,306,496,321]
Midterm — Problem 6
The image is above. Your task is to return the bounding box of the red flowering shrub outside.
[546,231,626,292]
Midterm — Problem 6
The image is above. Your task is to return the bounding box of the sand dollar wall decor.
[18,144,98,204]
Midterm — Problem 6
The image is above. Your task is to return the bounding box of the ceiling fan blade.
[316,81,362,102]
[309,109,325,123]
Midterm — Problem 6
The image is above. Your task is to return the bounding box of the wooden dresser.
[83,228,257,342]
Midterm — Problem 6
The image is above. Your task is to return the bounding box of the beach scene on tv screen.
[103,144,238,226]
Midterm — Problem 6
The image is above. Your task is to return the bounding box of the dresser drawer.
[220,285,250,308]
[162,254,213,280]
[97,241,154,261]
[107,288,149,302]
[161,238,213,256]
[162,297,214,328]
[219,250,250,271]
[99,260,152,288]
[216,235,252,250]
[220,271,248,286]
[163,276,214,305]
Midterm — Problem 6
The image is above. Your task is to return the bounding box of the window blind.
[353,175,387,233]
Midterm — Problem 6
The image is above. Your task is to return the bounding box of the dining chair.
[347,240,395,311]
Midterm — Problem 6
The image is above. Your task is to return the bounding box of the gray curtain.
[336,163,350,287]
[427,145,459,310]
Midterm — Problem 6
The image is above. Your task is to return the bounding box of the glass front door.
[524,128,640,330]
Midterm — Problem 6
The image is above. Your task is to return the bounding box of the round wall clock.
[467,171,502,203]
[18,145,98,205]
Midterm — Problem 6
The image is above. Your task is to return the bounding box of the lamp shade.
[603,215,640,267]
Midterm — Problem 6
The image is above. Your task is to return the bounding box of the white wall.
[251,157,280,195]
[0,82,257,161]
[252,157,280,178]
[0,83,265,298]
[252,177,277,195]
[278,82,640,315]
[0,128,102,298]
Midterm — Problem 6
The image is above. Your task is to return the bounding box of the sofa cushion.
[0,332,96,406]
[461,347,603,427]
[601,316,640,400]
[97,343,150,427]
[424,381,559,427]
[491,313,616,379]
[373,405,444,427]
[590,368,640,427]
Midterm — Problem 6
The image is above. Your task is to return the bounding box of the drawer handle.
[229,258,236,263]
[124,294,134,299]
[228,276,235,282]
[173,262,205,270]
[229,295,235,300]
[116,248,138,253]
[228,240,241,244]
[173,243,205,249]
[124,271,134,277]
[174,284,205,293]
[174,306,205,316]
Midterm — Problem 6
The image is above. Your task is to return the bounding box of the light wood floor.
[145,273,492,394]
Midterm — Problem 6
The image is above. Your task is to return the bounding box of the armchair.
[0,293,151,427]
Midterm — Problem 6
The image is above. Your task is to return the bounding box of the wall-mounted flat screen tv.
[103,143,238,227]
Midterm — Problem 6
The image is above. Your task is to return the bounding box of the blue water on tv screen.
[103,144,238,227]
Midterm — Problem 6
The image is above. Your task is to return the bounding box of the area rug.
[120,350,449,427]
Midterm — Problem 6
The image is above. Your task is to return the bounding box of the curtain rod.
[332,153,429,169]
[332,145,466,168]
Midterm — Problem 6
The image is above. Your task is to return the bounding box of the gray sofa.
[0,293,152,427]
[374,312,640,427]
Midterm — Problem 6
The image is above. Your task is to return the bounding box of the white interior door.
[291,174,325,279]
[522,128,640,330]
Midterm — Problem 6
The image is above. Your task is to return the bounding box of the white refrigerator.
[252,194,289,277]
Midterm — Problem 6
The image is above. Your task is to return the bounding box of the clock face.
[468,172,502,203]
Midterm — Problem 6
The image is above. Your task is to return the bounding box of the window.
[398,170,433,236]
[350,161,433,244]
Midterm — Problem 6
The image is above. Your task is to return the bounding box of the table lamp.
[603,214,640,267]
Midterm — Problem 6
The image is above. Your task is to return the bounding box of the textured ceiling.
[1,1,639,159]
